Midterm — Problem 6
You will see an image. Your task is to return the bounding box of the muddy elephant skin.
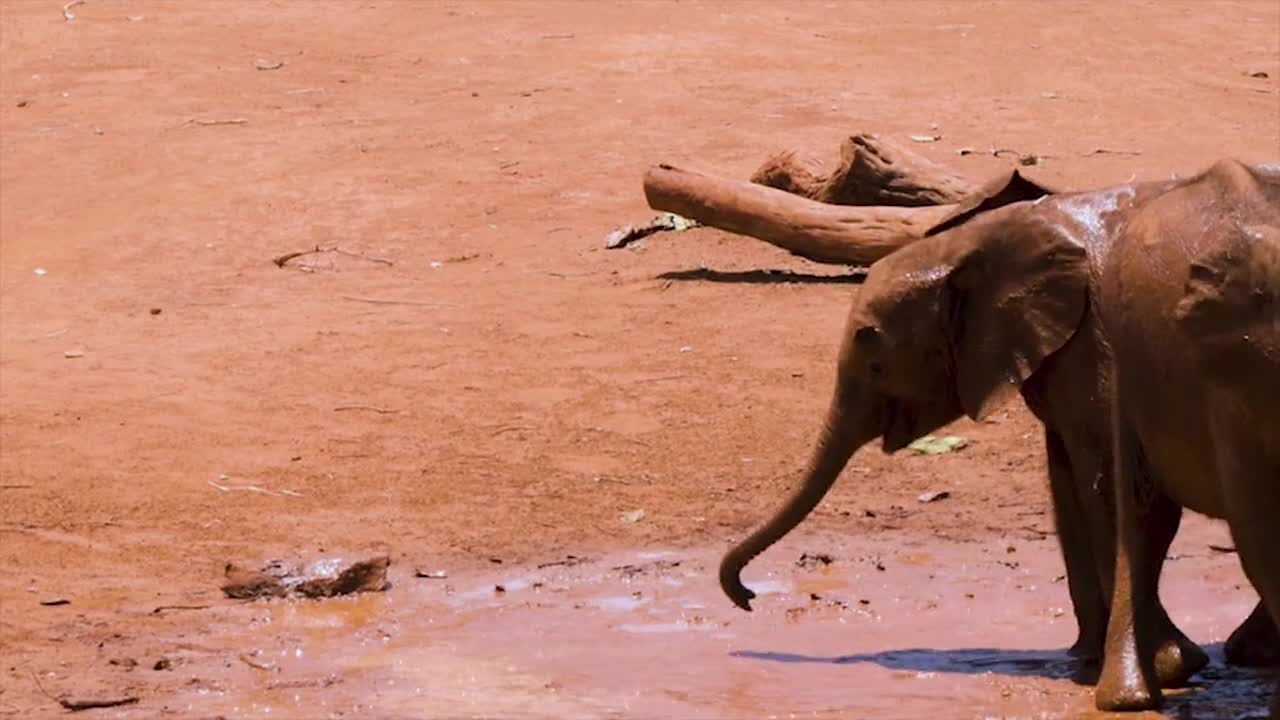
[718,161,1279,688]
[1096,160,1280,712]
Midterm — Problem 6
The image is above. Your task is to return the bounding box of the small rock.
[33,267,47,276]
[149,307,162,315]
[39,598,70,606]
[108,657,138,669]
[796,552,834,568]
[16,100,29,108]
[221,555,390,600]
[909,134,941,143]
[678,346,692,353]
[153,657,173,671]
[494,584,506,594]
[917,490,951,503]
[1246,70,1269,79]
[63,350,84,359]
[620,509,646,523]
[414,569,448,579]
[254,59,285,71]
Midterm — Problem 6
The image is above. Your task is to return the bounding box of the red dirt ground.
[1,1,1277,717]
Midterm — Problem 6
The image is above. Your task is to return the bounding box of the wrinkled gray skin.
[1096,160,1280,712]
[718,167,1275,687]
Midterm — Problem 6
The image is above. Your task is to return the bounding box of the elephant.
[716,162,1277,687]
[1095,160,1280,712]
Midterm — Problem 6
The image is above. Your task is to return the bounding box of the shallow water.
[153,514,1269,719]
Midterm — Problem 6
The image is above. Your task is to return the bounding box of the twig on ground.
[62,0,84,21]
[207,479,280,496]
[491,425,532,437]
[31,672,138,712]
[273,246,394,268]
[181,118,249,128]
[333,405,400,414]
[151,604,212,615]
[1084,148,1143,157]
[238,653,278,672]
[340,295,458,307]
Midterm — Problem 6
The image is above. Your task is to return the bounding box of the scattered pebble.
[620,509,646,523]
[63,350,84,359]
[917,490,951,503]
[153,657,173,671]
[149,307,162,315]
[34,267,47,276]
[414,569,448,579]
[39,598,70,606]
[254,59,285,71]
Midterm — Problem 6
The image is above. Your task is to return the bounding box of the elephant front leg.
[1225,602,1280,667]
[1044,429,1109,660]
[1096,409,1162,711]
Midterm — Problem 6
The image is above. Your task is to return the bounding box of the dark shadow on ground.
[657,267,868,285]
[733,643,1273,718]
[733,646,1085,682]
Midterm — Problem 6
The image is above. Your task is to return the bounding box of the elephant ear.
[924,169,1057,237]
[945,212,1090,420]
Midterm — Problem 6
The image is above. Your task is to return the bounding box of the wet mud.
[52,516,1267,720]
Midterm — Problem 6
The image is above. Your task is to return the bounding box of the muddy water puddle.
[149,515,1268,719]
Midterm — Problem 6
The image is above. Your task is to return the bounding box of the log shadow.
[657,267,868,285]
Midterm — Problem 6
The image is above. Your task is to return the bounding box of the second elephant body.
[718,162,1277,684]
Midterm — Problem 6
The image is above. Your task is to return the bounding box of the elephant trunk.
[719,382,883,611]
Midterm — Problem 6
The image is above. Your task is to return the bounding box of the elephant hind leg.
[1225,602,1280,667]
[1140,491,1210,686]
[1212,434,1280,717]
[1097,408,1163,711]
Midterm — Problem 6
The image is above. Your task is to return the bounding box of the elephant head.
[720,203,1091,610]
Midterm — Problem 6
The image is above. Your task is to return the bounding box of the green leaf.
[907,435,968,455]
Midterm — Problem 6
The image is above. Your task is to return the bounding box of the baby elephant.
[1097,160,1280,712]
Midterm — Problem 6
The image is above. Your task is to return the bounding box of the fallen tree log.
[749,134,974,207]
[641,161,1056,266]
[642,163,955,266]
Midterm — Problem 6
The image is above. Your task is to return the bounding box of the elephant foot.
[1067,625,1106,661]
[1225,603,1280,667]
[1096,670,1162,712]
[1097,639,1162,711]
[1152,633,1209,688]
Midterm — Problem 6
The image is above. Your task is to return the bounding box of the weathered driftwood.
[749,134,974,207]
[643,163,955,266]
[642,159,1055,266]
[621,133,1059,265]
